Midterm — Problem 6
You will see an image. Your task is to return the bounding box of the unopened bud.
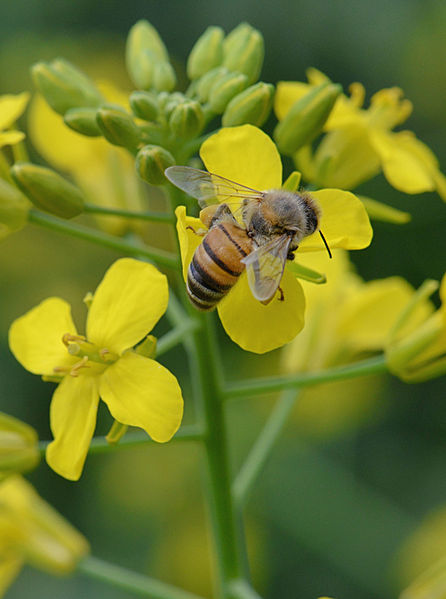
[187,26,224,80]
[63,107,102,137]
[196,67,229,102]
[169,100,204,139]
[222,82,274,127]
[0,413,39,479]
[126,20,169,89]
[136,145,175,185]
[274,82,342,155]
[209,71,249,113]
[0,178,29,240]
[31,59,102,116]
[223,23,264,85]
[10,163,84,219]
[129,91,159,121]
[163,92,187,119]
[96,107,143,151]
[153,61,176,92]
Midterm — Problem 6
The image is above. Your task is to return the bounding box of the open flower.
[175,125,372,353]
[0,92,29,148]
[0,475,88,597]
[9,258,183,480]
[275,69,446,199]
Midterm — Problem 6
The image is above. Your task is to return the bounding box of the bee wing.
[165,166,264,209]
[241,234,292,304]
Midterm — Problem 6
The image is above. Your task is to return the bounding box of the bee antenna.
[319,230,332,259]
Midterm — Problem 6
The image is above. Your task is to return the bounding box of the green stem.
[0,151,12,182]
[28,210,179,270]
[156,319,201,356]
[223,355,388,399]
[84,202,175,224]
[232,389,299,507]
[78,555,206,599]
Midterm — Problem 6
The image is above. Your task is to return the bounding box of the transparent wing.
[241,235,292,304]
[165,166,264,208]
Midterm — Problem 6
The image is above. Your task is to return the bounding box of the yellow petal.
[46,375,99,481]
[87,258,168,354]
[0,130,25,148]
[299,189,373,252]
[370,130,435,194]
[99,352,183,442]
[8,298,78,376]
[175,205,204,281]
[217,270,305,353]
[200,124,282,191]
[0,555,22,596]
[0,92,30,129]
[274,81,310,120]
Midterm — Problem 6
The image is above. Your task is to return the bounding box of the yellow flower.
[175,125,372,353]
[8,258,183,480]
[275,69,446,199]
[28,81,145,235]
[0,475,88,597]
[0,92,29,148]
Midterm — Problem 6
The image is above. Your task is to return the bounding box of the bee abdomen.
[187,223,251,311]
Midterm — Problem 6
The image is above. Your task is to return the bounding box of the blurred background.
[1,1,446,598]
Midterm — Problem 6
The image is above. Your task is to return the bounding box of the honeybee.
[165,166,331,311]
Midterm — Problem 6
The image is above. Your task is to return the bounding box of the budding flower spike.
[8,258,184,481]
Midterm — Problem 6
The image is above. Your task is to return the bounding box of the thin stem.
[84,202,175,224]
[0,151,12,182]
[78,555,206,599]
[232,389,299,507]
[228,579,263,599]
[38,424,205,456]
[156,320,200,356]
[28,210,179,270]
[223,355,388,399]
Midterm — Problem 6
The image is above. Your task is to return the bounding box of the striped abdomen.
[187,223,253,311]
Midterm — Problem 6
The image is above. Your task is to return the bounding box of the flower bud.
[63,107,102,137]
[96,107,143,151]
[209,71,249,113]
[0,413,39,479]
[126,20,169,89]
[136,144,175,185]
[274,82,342,155]
[31,59,102,116]
[153,61,176,92]
[187,26,224,80]
[0,178,29,240]
[196,66,229,102]
[129,91,159,121]
[222,82,274,127]
[169,100,204,139]
[223,23,264,85]
[10,163,84,219]
[163,92,187,119]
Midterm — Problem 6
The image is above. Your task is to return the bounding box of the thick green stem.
[28,210,179,270]
[223,355,388,399]
[84,202,175,223]
[78,555,206,599]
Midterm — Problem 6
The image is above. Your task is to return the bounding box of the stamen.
[99,348,116,362]
[69,356,90,377]
[62,333,86,346]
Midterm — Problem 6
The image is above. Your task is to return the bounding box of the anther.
[69,356,90,377]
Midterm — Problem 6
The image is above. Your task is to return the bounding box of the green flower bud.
[196,67,229,102]
[222,81,274,127]
[153,61,176,92]
[0,178,29,240]
[223,23,264,85]
[10,163,84,219]
[209,71,249,113]
[126,20,169,89]
[136,144,175,185]
[96,107,143,151]
[31,59,102,116]
[187,26,224,80]
[63,107,102,137]
[169,100,204,139]
[274,82,342,155]
[0,413,39,479]
[129,91,159,121]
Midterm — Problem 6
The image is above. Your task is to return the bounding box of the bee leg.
[186,225,207,236]
[277,286,285,301]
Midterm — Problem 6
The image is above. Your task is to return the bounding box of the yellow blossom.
[0,92,29,148]
[275,69,446,199]
[175,125,372,353]
[8,258,183,481]
[0,475,88,597]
